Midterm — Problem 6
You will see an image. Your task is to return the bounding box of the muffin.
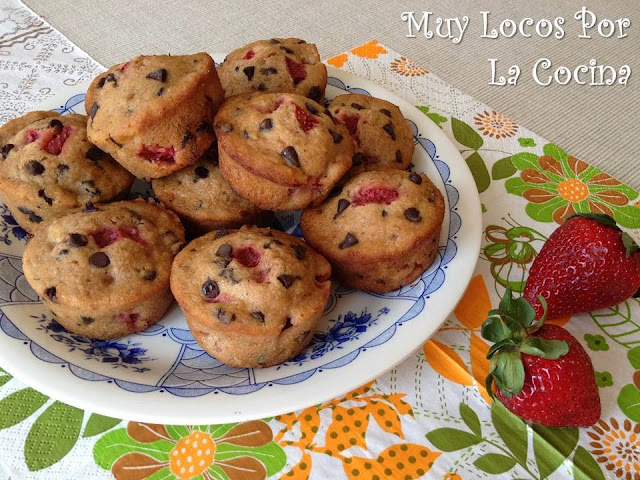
[23,200,185,339]
[85,53,224,179]
[218,38,327,102]
[0,112,134,232]
[328,94,414,174]
[171,226,331,367]
[301,169,444,292]
[214,92,354,211]
[152,145,270,235]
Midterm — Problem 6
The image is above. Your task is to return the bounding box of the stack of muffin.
[0,38,444,368]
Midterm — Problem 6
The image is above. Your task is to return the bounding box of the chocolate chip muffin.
[0,112,134,232]
[328,94,414,175]
[171,226,331,367]
[23,199,185,339]
[301,169,444,293]
[85,53,224,179]
[152,146,270,235]
[218,38,327,103]
[215,92,354,211]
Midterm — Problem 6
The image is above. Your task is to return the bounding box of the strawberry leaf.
[513,297,536,327]
[622,232,639,257]
[492,350,525,398]
[519,337,569,359]
[487,338,517,358]
[482,317,512,343]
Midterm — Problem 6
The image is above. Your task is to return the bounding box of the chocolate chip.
[379,108,392,117]
[216,307,236,324]
[59,249,69,256]
[382,210,388,217]
[97,76,106,88]
[305,102,319,116]
[282,316,294,331]
[308,86,322,103]
[81,180,100,197]
[215,258,231,268]
[146,68,167,82]
[278,274,296,289]
[396,150,403,163]
[90,102,99,121]
[251,311,265,323]
[259,118,273,132]
[216,243,233,258]
[281,146,300,167]
[214,228,229,239]
[220,267,241,284]
[194,165,209,179]
[234,66,239,72]
[85,145,103,161]
[334,199,350,219]
[26,160,44,175]
[404,207,422,222]
[270,38,280,44]
[328,185,343,197]
[202,279,219,300]
[280,46,294,54]
[49,119,63,130]
[109,136,123,148]
[261,67,278,75]
[83,202,98,213]
[409,172,422,184]
[105,73,117,85]
[1,144,14,159]
[216,123,233,133]
[243,66,255,81]
[38,189,53,206]
[339,233,358,249]
[242,130,250,139]
[89,252,110,267]
[45,286,57,302]
[142,270,157,281]
[197,121,213,133]
[257,83,266,91]
[323,108,334,120]
[352,152,363,166]
[291,244,307,260]
[17,206,42,223]
[329,130,343,144]
[351,103,365,110]
[182,131,194,148]
[81,316,95,324]
[383,123,396,140]
[57,163,69,174]
[157,87,165,96]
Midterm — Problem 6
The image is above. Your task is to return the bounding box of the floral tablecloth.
[1,1,640,479]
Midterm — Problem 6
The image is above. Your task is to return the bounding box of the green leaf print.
[618,384,640,421]
[474,453,517,474]
[629,346,640,369]
[417,106,448,128]
[425,428,482,451]
[0,388,48,430]
[83,413,122,438]
[492,156,517,180]
[24,401,84,471]
[0,367,11,388]
[542,143,569,165]
[465,151,491,193]
[215,441,287,476]
[532,424,579,479]
[491,400,527,465]
[93,427,174,470]
[518,137,536,147]
[452,117,483,149]
[459,403,481,436]
[572,446,605,480]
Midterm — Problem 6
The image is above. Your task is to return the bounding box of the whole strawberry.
[524,213,640,320]
[482,289,600,427]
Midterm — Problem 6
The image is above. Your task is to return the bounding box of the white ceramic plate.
[0,58,482,424]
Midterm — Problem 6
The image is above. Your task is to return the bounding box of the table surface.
[24,0,640,190]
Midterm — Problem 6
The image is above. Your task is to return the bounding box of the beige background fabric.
[24,0,640,189]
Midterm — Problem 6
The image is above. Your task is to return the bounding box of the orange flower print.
[473,110,518,139]
[94,420,286,480]
[506,143,640,227]
[587,417,640,480]
[390,56,428,77]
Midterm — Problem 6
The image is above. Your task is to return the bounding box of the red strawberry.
[482,288,600,427]
[138,144,176,164]
[524,213,640,320]
[294,105,319,132]
[285,57,306,85]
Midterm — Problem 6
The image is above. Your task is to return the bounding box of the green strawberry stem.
[482,288,569,399]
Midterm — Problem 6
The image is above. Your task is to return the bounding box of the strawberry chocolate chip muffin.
[218,38,327,103]
[152,145,270,235]
[171,226,332,367]
[23,199,185,339]
[328,94,414,175]
[0,112,134,232]
[215,92,354,211]
[301,169,444,293]
[85,53,224,179]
